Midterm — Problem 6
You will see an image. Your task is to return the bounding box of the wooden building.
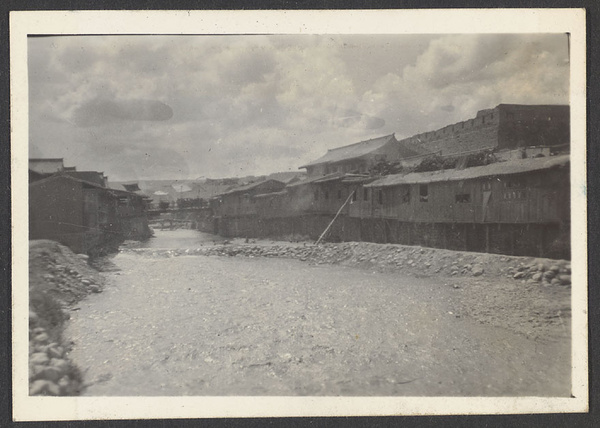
[299,134,426,177]
[30,174,152,254]
[358,154,570,257]
[213,179,286,218]
[29,174,120,254]
[199,104,571,258]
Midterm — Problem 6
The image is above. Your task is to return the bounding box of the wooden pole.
[315,191,355,245]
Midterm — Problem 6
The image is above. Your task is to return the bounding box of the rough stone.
[58,376,71,394]
[46,381,61,396]
[29,311,39,325]
[30,379,50,395]
[34,332,50,344]
[559,274,571,285]
[472,265,484,277]
[49,358,69,374]
[513,272,526,279]
[30,352,49,365]
[36,366,63,382]
[47,345,64,359]
[30,364,47,379]
[532,273,543,281]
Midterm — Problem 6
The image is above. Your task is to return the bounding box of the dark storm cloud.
[72,98,173,127]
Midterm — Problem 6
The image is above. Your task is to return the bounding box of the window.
[455,193,471,203]
[378,189,383,205]
[401,186,411,203]
[352,190,357,202]
[419,184,429,202]
[502,179,526,199]
[504,179,525,189]
[314,190,319,200]
[482,181,492,191]
[503,190,526,200]
[363,188,369,201]
[337,190,342,199]
[118,196,129,206]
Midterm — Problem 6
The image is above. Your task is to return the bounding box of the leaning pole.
[315,191,355,246]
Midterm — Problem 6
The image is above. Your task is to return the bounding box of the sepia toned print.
[12,9,587,420]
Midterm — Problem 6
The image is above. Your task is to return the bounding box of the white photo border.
[11,8,588,421]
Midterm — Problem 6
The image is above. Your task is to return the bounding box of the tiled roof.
[65,171,106,187]
[286,172,346,187]
[219,179,285,196]
[365,155,570,187]
[300,134,397,168]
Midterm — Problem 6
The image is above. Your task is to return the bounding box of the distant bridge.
[146,206,210,230]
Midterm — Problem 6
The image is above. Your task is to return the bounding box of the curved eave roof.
[299,135,396,168]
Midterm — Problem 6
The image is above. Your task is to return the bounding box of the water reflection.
[134,228,227,249]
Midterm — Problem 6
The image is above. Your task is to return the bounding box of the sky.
[28,33,569,181]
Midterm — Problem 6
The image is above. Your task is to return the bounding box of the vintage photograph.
[12,9,587,420]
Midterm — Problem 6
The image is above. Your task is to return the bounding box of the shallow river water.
[65,229,571,396]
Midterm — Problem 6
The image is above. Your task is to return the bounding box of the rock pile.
[29,322,81,396]
[126,240,571,287]
[30,240,104,305]
[508,260,572,286]
[29,240,105,396]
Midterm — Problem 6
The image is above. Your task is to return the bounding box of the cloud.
[331,109,385,130]
[28,34,570,181]
[71,98,173,127]
[358,34,569,137]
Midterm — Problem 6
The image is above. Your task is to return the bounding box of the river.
[65,229,571,396]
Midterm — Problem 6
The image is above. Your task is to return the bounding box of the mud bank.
[28,240,105,396]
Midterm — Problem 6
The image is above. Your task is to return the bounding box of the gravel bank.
[127,239,571,285]
[31,233,572,396]
[124,239,571,340]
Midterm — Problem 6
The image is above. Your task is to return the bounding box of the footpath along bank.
[29,232,572,395]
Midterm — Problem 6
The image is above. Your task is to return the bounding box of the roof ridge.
[30,172,107,190]
[327,133,395,152]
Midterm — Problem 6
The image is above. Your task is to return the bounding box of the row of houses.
[202,104,571,259]
[29,158,152,255]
